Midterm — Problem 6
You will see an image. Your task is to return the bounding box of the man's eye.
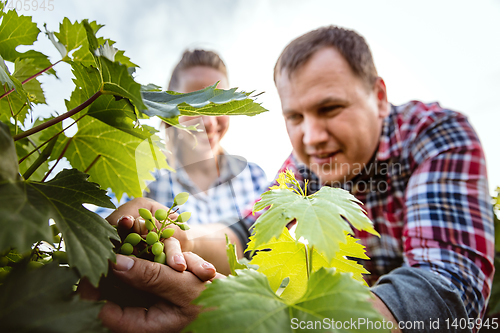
[286,114,302,122]
[319,105,342,114]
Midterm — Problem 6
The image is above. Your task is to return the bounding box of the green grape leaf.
[141,83,267,119]
[77,20,145,111]
[115,50,138,68]
[87,94,154,139]
[99,56,146,110]
[226,234,247,276]
[13,58,46,104]
[20,49,55,76]
[0,168,118,286]
[44,25,67,58]
[186,268,387,333]
[15,117,63,181]
[252,186,378,262]
[0,121,20,182]
[0,127,117,284]
[95,40,117,62]
[96,38,138,68]
[52,116,169,201]
[54,18,103,65]
[0,80,30,123]
[0,55,31,123]
[0,10,54,76]
[0,54,14,89]
[141,83,162,92]
[248,228,369,303]
[65,61,102,113]
[0,9,39,62]
[0,262,106,333]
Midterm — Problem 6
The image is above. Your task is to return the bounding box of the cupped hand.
[80,254,224,333]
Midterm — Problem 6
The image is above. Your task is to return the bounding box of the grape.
[0,257,9,267]
[154,252,166,264]
[145,219,155,231]
[121,243,134,255]
[178,223,190,231]
[139,208,153,221]
[28,261,44,269]
[52,251,68,264]
[176,212,191,223]
[152,242,163,256]
[0,270,9,283]
[161,228,175,239]
[174,192,189,206]
[155,209,167,221]
[146,232,159,245]
[124,233,142,246]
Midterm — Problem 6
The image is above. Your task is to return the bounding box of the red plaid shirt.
[242,101,494,321]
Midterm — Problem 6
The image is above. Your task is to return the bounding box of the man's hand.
[108,198,197,270]
[80,254,223,333]
[107,197,243,275]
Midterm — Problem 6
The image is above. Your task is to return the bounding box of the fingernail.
[202,262,215,270]
[174,254,186,266]
[114,254,135,271]
[117,215,133,224]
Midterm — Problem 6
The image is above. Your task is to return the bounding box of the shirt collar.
[376,103,402,161]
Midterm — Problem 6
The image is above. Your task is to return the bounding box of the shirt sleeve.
[376,110,495,328]
[372,267,471,332]
[247,162,270,196]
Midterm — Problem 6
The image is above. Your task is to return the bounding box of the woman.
[144,49,268,226]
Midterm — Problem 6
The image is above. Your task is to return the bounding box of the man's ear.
[374,77,389,118]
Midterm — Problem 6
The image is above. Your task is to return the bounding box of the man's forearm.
[189,223,243,275]
[370,293,402,333]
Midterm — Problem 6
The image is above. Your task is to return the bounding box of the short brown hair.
[168,49,228,91]
[274,26,378,88]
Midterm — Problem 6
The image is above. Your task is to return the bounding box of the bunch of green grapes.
[117,192,191,264]
[0,224,68,284]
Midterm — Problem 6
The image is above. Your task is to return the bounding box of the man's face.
[276,47,389,184]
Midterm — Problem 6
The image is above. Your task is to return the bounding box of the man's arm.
[372,108,495,332]
[186,223,243,275]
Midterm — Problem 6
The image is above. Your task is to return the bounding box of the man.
[95,26,495,332]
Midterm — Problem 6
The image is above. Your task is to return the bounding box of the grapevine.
[0,4,267,331]
[186,170,389,333]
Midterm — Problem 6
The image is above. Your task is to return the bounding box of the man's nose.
[302,116,329,146]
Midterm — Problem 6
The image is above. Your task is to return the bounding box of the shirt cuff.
[371,266,470,333]
[227,218,252,258]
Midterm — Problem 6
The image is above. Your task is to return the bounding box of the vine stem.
[306,245,314,280]
[18,113,86,164]
[0,60,62,101]
[13,90,102,141]
[42,137,73,182]
[84,155,101,173]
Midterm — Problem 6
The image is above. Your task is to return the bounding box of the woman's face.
[175,66,230,156]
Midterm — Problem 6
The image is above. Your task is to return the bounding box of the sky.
[16,0,500,193]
